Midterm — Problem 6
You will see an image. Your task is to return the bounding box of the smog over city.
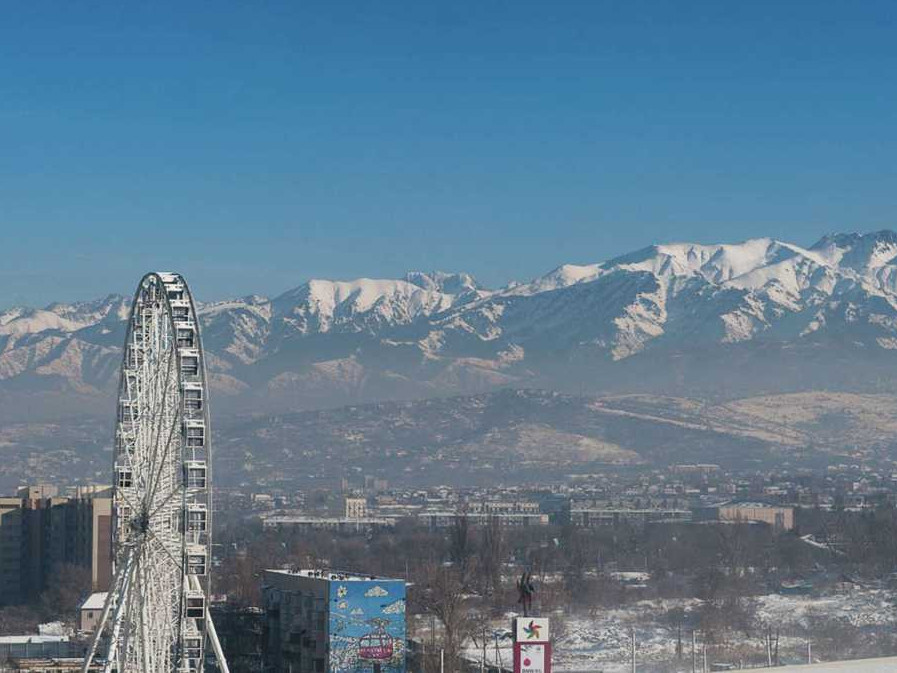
[3,3,897,673]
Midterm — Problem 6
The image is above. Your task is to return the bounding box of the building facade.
[0,497,24,603]
[717,503,795,531]
[568,507,692,528]
[263,569,406,673]
[0,485,112,605]
[344,497,368,519]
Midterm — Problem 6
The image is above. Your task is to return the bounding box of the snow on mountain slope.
[198,295,272,367]
[6,233,897,407]
[0,295,128,337]
[270,276,470,337]
[434,232,897,357]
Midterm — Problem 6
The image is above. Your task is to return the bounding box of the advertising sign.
[328,580,406,673]
[513,617,551,673]
[515,643,549,673]
[515,617,550,643]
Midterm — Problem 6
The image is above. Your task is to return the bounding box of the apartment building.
[0,485,112,605]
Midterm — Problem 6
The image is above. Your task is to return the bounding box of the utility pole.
[691,631,697,673]
[807,637,812,664]
[630,627,636,673]
[702,640,707,673]
[441,648,445,673]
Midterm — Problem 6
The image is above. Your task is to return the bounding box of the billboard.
[329,580,406,673]
[514,617,551,673]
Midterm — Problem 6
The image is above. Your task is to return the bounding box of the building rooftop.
[80,592,108,611]
[266,568,402,583]
[0,635,69,644]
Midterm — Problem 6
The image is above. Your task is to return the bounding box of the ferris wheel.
[82,272,229,673]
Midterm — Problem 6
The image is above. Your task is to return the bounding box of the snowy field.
[460,588,897,673]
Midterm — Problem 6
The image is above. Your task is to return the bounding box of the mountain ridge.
[5,231,897,415]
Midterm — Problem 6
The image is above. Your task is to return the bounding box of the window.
[187,553,207,575]
[120,403,137,423]
[185,424,205,448]
[184,637,201,660]
[187,507,208,533]
[126,347,144,369]
[181,355,199,376]
[117,507,132,530]
[177,327,195,348]
[185,463,207,489]
[186,595,205,618]
[117,469,133,488]
[184,387,203,411]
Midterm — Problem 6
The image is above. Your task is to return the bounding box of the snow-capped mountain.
[6,232,897,414]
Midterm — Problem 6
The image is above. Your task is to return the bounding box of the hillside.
[3,388,894,491]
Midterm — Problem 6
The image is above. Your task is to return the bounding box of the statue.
[516,571,536,617]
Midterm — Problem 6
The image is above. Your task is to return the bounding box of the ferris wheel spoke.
[145,351,176,486]
[145,406,181,514]
[148,483,184,524]
[146,512,186,571]
[142,384,174,499]
[116,487,143,521]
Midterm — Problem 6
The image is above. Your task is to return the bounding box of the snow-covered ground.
[460,588,897,673]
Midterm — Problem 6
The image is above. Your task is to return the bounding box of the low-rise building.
[717,503,794,531]
[569,507,692,528]
[78,593,108,633]
[418,510,548,529]
[344,497,368,519]
[263,569,406,673]
[261,516,395,533]
[0,636,76,663]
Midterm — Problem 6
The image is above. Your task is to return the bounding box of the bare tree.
[38,563,92,623]
[416,563,476,671]
[480,516,504,599]
[450,513,475,588]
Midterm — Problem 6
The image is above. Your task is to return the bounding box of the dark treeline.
[214,505,897,606]
[0,564,91,634]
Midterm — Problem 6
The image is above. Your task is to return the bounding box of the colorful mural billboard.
[329,579,406,673]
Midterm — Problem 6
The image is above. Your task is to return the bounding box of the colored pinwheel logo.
[523,621,541,640]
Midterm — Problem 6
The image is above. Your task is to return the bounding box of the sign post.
[513,618,551,673]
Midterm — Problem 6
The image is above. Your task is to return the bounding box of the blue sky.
[1,1,895,307]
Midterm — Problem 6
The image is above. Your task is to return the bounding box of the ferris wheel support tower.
[82,272,229,673]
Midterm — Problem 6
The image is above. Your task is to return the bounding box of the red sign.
[514,642,551,673]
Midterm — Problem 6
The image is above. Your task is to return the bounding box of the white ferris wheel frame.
[82,272,229,673]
